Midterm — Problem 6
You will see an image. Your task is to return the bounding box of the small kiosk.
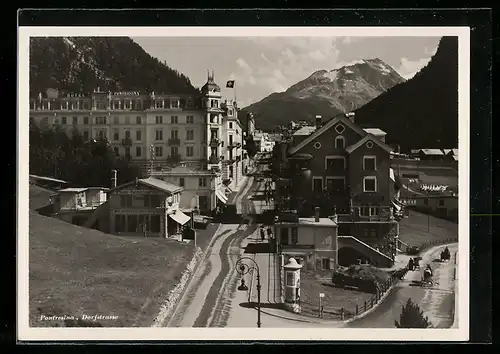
[283,257,303,313]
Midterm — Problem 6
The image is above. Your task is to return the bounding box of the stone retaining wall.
[151,247,203,327]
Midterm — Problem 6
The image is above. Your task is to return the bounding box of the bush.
[395,298,432,328]
[332,265,391,293]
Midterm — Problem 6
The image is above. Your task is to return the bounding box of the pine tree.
[395,298,432,328]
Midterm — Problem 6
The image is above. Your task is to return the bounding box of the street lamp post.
[236,257,262,328]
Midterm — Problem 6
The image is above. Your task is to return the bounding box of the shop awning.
[169,210,191,226]
[390,168,396,182]
[216,190,228,204]
[391,200,402,211]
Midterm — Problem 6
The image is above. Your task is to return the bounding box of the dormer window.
[366,141,374,148]
[335,135,345,149]
[114,101,120,110]
[171,100,179,108]
[155,100,162,109]
[335,124,345,134]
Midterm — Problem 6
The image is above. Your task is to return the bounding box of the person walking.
[260,227,265,242]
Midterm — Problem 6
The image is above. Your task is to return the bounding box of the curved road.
[346,243,458,328]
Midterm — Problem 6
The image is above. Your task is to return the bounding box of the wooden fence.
[298,267,409,320]
[298,239,459,320]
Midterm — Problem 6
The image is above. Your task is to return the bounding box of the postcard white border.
[17,26,470,342]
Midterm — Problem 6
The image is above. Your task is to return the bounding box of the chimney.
[315,115,322,128]
[346,112,355,124]
[314,207,320,222]
[111,169,117,188]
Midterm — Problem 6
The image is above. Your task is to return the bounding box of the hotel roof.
[419,149,444,155]
[58,188,88,193]
[293,126,317,136]
[139,177,183,194]
[363,128,387,136]
[277,217,337,227]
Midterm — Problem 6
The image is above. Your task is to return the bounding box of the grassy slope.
[28,185,195,327]
[29,184,54,210]
[399,210,458,247]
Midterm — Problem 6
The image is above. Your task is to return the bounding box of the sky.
[132,36,441,107]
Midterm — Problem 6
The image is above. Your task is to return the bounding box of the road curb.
[164,223,222,327]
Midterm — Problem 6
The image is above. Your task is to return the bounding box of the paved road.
[167,175,258,327]
[345,243,458,328]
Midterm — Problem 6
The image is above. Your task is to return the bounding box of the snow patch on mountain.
[322,70,339,81]
[332,59,366,70]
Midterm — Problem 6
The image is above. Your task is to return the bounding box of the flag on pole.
[226,80,235,88]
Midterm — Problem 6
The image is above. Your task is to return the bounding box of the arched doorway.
[338,247,371,267]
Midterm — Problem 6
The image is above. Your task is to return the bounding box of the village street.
[345,243,458,328]
[167,156,458,329]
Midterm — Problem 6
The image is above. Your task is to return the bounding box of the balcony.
[208,155,220,164]
[168,138,181,146]
[166,154,181,164]
[335,206,395,223]
[60,201,105,212]
[209,138,221,147]
[122,137,133,146]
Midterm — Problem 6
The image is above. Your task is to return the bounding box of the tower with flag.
[226,79,236,104]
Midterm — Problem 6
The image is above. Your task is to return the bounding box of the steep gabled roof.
[110,177,183,194]
[288,114,367,155]
[345,134,394,154]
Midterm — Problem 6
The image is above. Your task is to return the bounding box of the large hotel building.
[30,72,247,214]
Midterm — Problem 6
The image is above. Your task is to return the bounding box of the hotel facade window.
[83,130,89,141]
[155,129,163,141]
[136,130,142,141]
[313,177,323,192]
[61,117,67,125]
[186,146,194,157]
[171,146,178,157]
[326,177,345,192]
[96,116,107,125]
[335,136,345,149]
[155,100,162,109]
[363,156,377,171]
[136,100,142,110]
[179,178,185,187]
[136,146,142,157]
[199,178,207,187]
[186,129,194,140]
[186,115,194,124]
[171,116,178,124]
[113,130,119,141]
[155,146,163,157]
[363,176,377,192]
[136,116,142,124]
[72,116,78,125]
[325,156,346,171]
[83,116,89,125]
[155,116,163,124]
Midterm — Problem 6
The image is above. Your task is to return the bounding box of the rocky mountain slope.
[240,58,405,131]
[353,36,458,151]
[29,37,198,96]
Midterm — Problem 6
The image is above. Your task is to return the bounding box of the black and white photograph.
[18,25,470,341]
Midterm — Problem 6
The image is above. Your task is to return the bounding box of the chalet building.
[50,187,109,226]
[149,165,228,215]
[29,71,247,191]
[273,113,401,267]
[274,208,339,271]
[107,177,190,238]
